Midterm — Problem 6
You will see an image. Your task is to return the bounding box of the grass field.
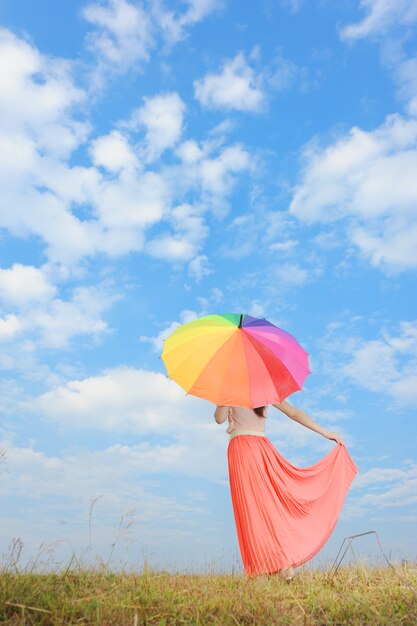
[1,560,417,625]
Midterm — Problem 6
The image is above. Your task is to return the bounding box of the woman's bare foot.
[279,565,295,580]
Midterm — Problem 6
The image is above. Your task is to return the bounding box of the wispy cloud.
[153,0,224,43]
[82,0,154,77]
[82,0,224,85]
[0,282,116,349]
[140,310,199,353]
[277,0,303,14]
[0,435,212,569]
[319,318,417,408]
[346,461,417,519]
[340,0,417,41]
[340,1,417,116]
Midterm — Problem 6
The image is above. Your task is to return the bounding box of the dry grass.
[1,559,416,625]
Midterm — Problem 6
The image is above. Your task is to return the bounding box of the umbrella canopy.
[161,313,311,408]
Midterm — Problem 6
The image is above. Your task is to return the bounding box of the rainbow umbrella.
[161,313,311,408]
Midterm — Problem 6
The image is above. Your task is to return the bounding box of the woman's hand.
[323,430,344,445]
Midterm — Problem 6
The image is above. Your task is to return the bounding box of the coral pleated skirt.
[227,432,359,577]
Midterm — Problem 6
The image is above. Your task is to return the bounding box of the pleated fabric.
[227,434,359,577]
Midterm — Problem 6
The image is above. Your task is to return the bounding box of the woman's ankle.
[279,565,295,579]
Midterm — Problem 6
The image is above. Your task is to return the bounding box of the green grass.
[1,561,417,625]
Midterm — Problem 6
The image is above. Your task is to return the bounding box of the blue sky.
[0,0,416,573]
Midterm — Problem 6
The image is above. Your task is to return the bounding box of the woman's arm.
[272,401,344,444]
[214,405,228,424]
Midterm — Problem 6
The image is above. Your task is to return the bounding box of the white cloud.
[269,239,298,252]
[83,0,154,74]
[342,322,417,407]
[0,29,252,280]
[128,92,186,161]
[90,130,138,172]
[1,134,167,265]
[354,464,417,488]
[247,301,267,317]
[146,236,195,260]
[145,203,208,261]
[198,144,251,200]
[0,284,114,350]
[289,113,417,271]
[0,29,86,157]
[220,208,297,260]
[346,462,417,518]
[208,119,235,136]
[167,141,252,226]
[351,221,417,269]
[340,0,417,41]
[393,53,417,116]
[30,286,112,349]
[196,287,223,313]
[343,340,399,391]
[0,29,105,266]
[33,367,191,433]
[0,315,21,341]
[176,139,204,163]
[0,437,217,499]
[194,53,265,112]
[94,170,170,229]
[1,187,102,266]
[180,0,222,23]
[0,264,56,307]
[267,55,307,92]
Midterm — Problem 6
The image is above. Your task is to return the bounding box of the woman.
[214,401,359,581]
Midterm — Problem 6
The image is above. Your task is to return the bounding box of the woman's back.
[226,406,267,434]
